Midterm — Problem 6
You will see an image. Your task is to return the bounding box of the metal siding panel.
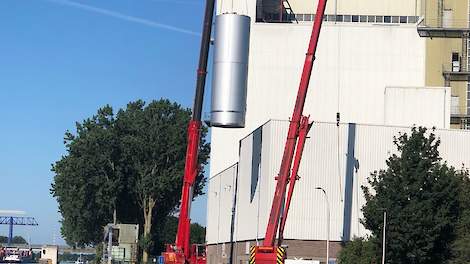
[219,120,470,243]
[284,122,349,241]
[353,124,403,237]
[433,129,470,167]
[235,132,258,241]
[218,165,237,243]
[206,173,221,244]
[206,164,238,244]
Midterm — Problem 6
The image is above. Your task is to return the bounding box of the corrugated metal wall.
[206,120,470,244]
[206,163,238,244]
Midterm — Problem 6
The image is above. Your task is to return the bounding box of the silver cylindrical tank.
[211,13,251,128]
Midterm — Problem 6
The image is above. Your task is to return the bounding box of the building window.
[408,16,418,23]
[250,127,262,203]
[256,0,295,23]
[256,11,420,25]
[452,52,460,72]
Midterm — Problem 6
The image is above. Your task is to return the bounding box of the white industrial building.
[210,0,446,176]
[206,0,465,263]
[207,121,470,262]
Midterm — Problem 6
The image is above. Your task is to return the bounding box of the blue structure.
[0,216,38,244]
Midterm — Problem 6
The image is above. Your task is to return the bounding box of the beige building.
[419,0,470,128]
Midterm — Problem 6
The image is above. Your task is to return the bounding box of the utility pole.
[382,210,387,264]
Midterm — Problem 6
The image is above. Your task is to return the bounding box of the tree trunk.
[142,197,155,264]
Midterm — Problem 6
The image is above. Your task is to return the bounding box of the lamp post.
[382,210,387,264]
[315,187,330,264]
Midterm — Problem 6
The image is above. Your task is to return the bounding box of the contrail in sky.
[44,0,201,36]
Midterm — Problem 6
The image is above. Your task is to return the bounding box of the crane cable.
[336,6,343,203]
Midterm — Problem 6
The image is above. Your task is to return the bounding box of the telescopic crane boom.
[163,0,215,263]
[251,0,327,263]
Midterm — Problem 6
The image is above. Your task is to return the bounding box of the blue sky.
[0,0,211,245]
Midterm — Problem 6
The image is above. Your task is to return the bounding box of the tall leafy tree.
[51,99,210,259]
[361,127,464,264]
[115,100,209,262]
[51,106,121,246]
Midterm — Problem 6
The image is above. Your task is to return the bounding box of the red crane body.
[252,0,327,263]
[164,0,326,262]
[163,0,215,263]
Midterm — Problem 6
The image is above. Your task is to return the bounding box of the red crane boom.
[252,0,327,263]
[163,0,215,263]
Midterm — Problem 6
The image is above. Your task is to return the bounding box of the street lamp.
[315,187,330,264]
[380,209,387,264]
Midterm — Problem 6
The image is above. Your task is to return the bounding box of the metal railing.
[421,18,470,29]
[442,62,465,73]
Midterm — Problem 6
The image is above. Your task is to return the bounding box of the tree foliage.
[12,236,27,244]
[51,99,210,253]
[152,216,206,255]
[338,237,378,264]
[0,236,27,244]
[52,105,122,246]
[449,172,470,264]
[361,127,466,264]
[114,100,209,261]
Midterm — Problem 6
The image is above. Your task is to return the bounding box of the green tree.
[51,99,210,259]
[11,236,27,244]
[361,127,463,264]
[51,106,121,246]
[0,236,27,244]
[449,171,470,264]
[190,222,206,245]
[338,237,378,264]
[151,216,206,255]
[115,100,209,262]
